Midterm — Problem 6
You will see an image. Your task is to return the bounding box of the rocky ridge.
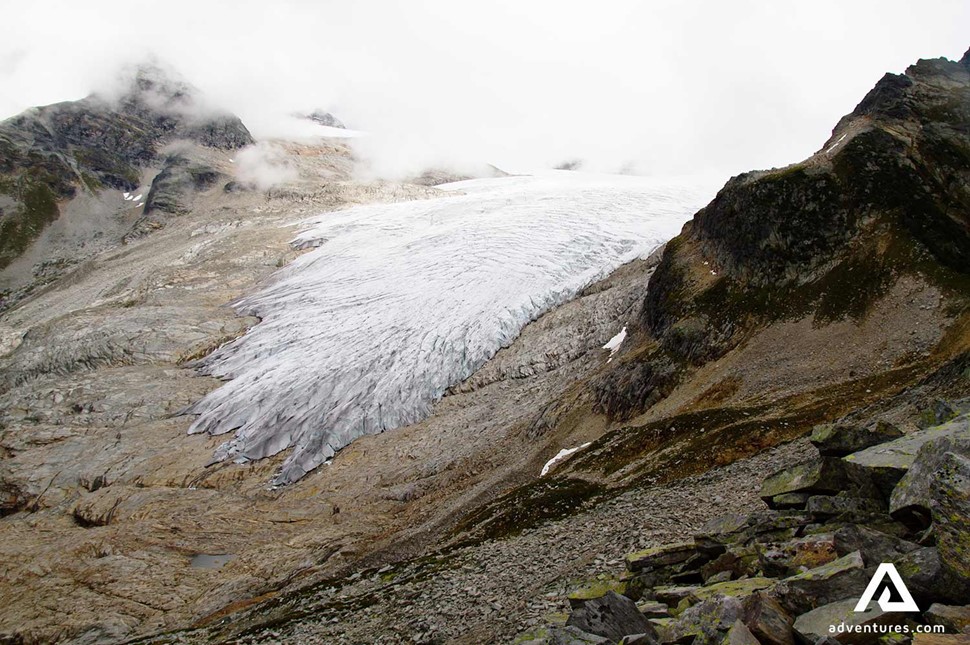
[0,63,253,308]
[518,409,970,644]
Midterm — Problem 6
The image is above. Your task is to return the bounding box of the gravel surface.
[195,438,815,644]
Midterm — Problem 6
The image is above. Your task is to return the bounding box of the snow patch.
[825,134,848,154]
[541,442,592,476]
[187,172,715,484]
[603,326,627,362]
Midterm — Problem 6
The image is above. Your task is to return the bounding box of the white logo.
[854,563,920,612]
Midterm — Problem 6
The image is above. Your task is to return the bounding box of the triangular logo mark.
[854,563,920,612]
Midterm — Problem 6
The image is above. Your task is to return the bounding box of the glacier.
[186,171,715,484]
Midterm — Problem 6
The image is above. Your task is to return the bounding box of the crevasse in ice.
[187,171,714,484]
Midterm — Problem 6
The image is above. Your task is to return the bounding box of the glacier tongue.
[187,171,714,484]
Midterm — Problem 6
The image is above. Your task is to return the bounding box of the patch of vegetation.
[452,477,606,543]
[0,176,60,270]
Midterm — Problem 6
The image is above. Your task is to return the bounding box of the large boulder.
[811,421,904,457]
[831,525,919,567]
[740,592,795,645]
[566,591,658,641]
[666,595,744,645]
[696,511,814,553]
[895,547,970,606]
[548,626,611,644]
[889,417,970,528]
[845,415,970,498]
[760,459,879,507]
[931,451,970,586]
[757,534,838,577]
[772,551,869,616]
[792,598,892,644]
[925,604,970,634]
[626,542,699,573]
[723,619,759,645]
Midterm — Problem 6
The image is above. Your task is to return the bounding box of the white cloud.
[233,142,299,190]
[1,0,967,179]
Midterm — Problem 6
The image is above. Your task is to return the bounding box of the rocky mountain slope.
[0,64,252,309]
[0,50,968,645]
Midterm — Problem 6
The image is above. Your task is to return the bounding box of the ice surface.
[187,171,714,484]
[541,442,592,476]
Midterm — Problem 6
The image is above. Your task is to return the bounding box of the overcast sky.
[1,1,968,178]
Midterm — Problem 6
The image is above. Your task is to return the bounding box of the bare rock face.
[0,62,253,302]
[595,49,970,421]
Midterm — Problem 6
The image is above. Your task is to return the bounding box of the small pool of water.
[190,553,233,569]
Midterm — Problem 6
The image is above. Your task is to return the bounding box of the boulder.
[831,525,919,567]
[691,578,776,604]
[772,551,869,616]
[925,604,970,634]
[792,598,891,644]
[655,585,701,607]
[772,493,811,510]
[637,600,672,619]
[807,495,886,519]
[667,595,744,645]
[626,542,699,572]
[566,591,658,641]
[761,459,879,507]
[549,626,611,644]
[758,534,838,577]
[931,451,970,585]
[890,424,970,529]
[723,619,759,645]
[845,415,970,498]
[741,592,794,645]
[567,577,628,608]
[811,421,904,457]
[701,548,760,582]
[894,547,970,606]
[912,635,970,645]
[696,514,751,553]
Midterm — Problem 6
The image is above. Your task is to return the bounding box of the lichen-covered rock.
[890,419,970,529]
[761,459,879,507]
[792,599,890,644]
[626,542,699,573]
[930,451,970,585]
[757,534,838,577]
[691,578,776,604]
[666,595,744,645]
[565,591,658,641]
[807,495,886,519]
[831,525,919,567]
[846,416,970,498]
[741,593,794,645]
[772,493,811,509]
[811,421,904,457]
[567,577,628,608]
[772,551,869,616]
[723,619,759,645]
[925,604,970,635]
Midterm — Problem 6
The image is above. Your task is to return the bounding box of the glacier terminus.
[186,171,716,484]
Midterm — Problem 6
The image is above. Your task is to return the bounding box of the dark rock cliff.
[0,64,253,270]
[596,49,970,420]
